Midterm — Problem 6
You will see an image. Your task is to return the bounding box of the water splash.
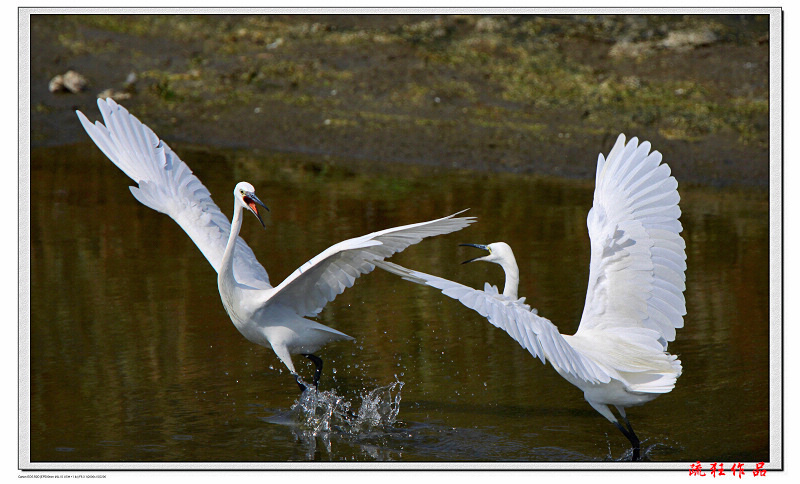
[601,434,683,461]
[290,379,404,435]
[265,379,405,460]
[351,379,405,430]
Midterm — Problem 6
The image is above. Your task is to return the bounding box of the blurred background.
[31,14,769,184]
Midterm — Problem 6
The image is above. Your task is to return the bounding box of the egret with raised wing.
[376,134,686,460]
[77,98,474,392]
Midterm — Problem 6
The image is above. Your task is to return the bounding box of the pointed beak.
[243,192,269,229]
[459,243,490,264]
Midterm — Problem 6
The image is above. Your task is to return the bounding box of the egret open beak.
[243,192,269,228]
[459,243,490,264]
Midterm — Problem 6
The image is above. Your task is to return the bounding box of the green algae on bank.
[31,13,771,186]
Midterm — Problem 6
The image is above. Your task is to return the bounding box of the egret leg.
[588,401,641,461]
[612,419,641,461]
[615,406,640,461]
[303,353,323,388]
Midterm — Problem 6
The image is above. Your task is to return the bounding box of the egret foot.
[294,374,308,393]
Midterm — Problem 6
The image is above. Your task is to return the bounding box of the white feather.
[77,98,476,383]
[375,134,686,456]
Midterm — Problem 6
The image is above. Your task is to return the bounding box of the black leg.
[622,415,640,461]
[302,353,323,388]
[613,419,641,461]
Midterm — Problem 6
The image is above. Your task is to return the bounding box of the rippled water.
[26,142,772,467]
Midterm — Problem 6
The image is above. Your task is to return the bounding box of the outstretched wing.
[577,134,686,348]
[374,260,612,384]
[77,98,271,289]
[264,212,475,317]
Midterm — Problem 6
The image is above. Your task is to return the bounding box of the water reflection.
[29,142,770,463]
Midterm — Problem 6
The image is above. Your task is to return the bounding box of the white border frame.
[16,6,783,474]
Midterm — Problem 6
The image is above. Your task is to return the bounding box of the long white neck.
[498,257,520,299]
[219,201,243,287]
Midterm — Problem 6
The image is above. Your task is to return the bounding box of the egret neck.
[219,200,243,292]
[498,254,520,299]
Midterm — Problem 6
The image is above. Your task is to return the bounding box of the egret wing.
[264,212,475,317]
[374,261,612,384]
[577,134,686,348]
[77,98,271,289]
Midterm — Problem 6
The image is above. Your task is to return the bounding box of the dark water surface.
[27,142,771,466]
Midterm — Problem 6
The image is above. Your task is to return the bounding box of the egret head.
[460,242,516,266]
[460,242,520,298]
[234,181,269,228]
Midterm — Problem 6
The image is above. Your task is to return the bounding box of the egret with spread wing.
[376,134,686,460]
[77,98,475,391]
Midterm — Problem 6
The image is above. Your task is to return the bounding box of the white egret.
[376,134,686,460]
[76,98,475,391]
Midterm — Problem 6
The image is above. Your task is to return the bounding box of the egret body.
[376,135,686,460]
[77,98,475,391]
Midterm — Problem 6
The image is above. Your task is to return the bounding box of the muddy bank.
[29,14,771,186]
